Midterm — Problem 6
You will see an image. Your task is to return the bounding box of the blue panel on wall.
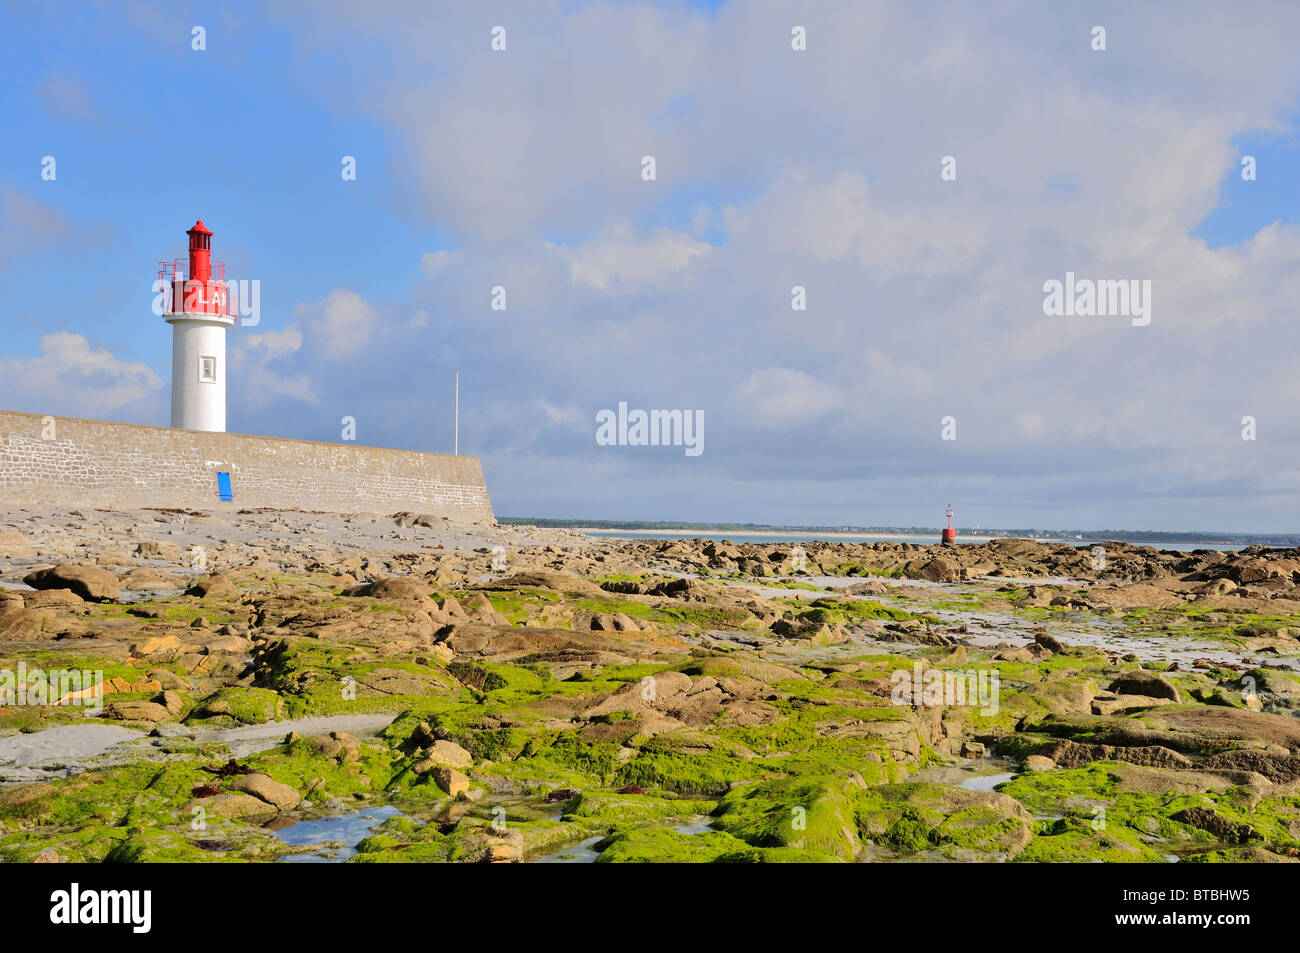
[217,471,233,502]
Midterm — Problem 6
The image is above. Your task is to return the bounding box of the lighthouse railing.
[158,259,226,283]
[156,259,234,316]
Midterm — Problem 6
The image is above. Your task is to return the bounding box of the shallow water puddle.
[913,756,1019,791]
[274,804,406,863]
[534,835,603,864]
[958,771,1016,793]
[531,815,716,864]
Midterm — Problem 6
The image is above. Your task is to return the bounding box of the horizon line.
[498,517,1299,542]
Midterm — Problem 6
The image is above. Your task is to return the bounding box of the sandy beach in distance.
[573,527,1002,542]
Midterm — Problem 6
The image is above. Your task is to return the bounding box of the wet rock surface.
[1,506,1299,862]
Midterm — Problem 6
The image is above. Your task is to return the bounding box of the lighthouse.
[941,504,957,545]
[161,220,235,432]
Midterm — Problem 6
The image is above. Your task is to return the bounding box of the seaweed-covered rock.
[856,782,1035,860]
[1107,670,1179,702]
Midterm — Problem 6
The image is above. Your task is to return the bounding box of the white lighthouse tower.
[161,220,236,432]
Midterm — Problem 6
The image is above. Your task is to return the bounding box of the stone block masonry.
[0,410,495,521]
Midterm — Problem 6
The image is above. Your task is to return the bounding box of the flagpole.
[454,371,459,456]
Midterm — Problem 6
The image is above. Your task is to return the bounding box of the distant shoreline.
[566,528,1258,552]
[502,518,1295,548]
[572,527,993,542]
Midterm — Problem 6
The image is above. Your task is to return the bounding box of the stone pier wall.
[0,410,494,521]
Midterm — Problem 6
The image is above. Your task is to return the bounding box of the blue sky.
[1195,116,1300,248]
[0,4,424,363]
[3,1,1300,532]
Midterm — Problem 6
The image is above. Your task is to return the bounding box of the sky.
[3,0,1300,532]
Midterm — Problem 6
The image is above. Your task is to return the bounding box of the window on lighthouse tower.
[199,355,217,383]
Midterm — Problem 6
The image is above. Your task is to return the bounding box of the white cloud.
[237,0,1300,527]
[230,326,317,407]
[294,289,378,361]
[552,226,712,292]
[419,250,457,276]
[242,326,303,360]
[737,368,844,428]
[0,333,161,412]
[726,172,983,273]
[236,363,318,407]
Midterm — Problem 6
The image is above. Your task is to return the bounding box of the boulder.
[130,634,182,658]
[119,568,185,591]
[204,635,253,653]
[228,773,300,810]
[147,669,189,690]
[22,564,120,602]
[135,541,183,560]
[589,611,642,632]
[21,589,84,609]
[453,826,523,863]
[193,686,283,724]
[299,731,361,763]
[1171,807,1255,843]
[0,594,40,640]
[186,574,239,599]
[488,571,609,598]
[437,596,469,618]
[431,766,470,797]
[918,558,960,582]
[1034,632,1065,654]
[463,593,511,625]
[415,739,473,770]
[345,575,430,601]
[582,671,693,719]
[1107,670,1180,702]
[1093,693,1174,715]
[104,700,172,722]
[200,792,276,818]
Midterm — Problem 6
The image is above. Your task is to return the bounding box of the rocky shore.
[2,505,1299,863]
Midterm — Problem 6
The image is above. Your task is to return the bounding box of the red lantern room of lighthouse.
[158,220,234,317]
[942,504,957,545]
